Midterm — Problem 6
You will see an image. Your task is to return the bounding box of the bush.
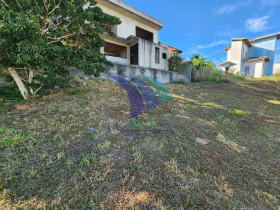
[168,52,184,72]
[192,67,223,82]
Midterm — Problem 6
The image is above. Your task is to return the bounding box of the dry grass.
[0,78,279,209]
[246,73,280,82]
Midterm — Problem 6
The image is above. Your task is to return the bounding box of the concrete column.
[100,47,104,54]
[127,46,130,63]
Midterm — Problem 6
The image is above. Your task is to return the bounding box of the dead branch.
[33,84,43,95]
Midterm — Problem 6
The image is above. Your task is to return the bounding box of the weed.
[0,128,26,148]
[228,109,247,117]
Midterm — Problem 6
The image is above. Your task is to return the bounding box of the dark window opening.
[162,53,167,59]
[225,67,229,73]
[136,27,154,42]
[155,47,160,64]
[130,43,139,65]
[104,42,127,59]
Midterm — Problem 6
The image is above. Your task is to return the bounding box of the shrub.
[192,67,223,82]
[168,52,184,72]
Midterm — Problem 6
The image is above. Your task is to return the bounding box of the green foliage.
[0,86,22,100]
[168,52,184,72]
[0,0,121,87]
[190,54,217,82]
[0,128,26,148]
[234,72,245,79]
[191,54,215,70]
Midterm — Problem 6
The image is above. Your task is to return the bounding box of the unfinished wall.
[138,39,169,70]
[68,63,191,84]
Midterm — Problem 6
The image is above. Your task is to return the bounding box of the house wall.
[255,62,264,78]
[240,43,249,74]
[230,41,243,73]
[227,48,232,61]
[243,61,264,78]
[138,39,169,70]
[243,61,256,77]
[97,2,159,43]
[248,36,277,76]
[274,63,280,74]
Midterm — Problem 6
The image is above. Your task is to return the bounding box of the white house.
[96,0,170,70]
[219,33,280,78]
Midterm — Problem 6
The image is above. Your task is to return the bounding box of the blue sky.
[122,0,280,67]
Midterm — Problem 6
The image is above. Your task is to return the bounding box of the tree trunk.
[8,68,29,100]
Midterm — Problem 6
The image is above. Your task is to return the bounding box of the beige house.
[97,0,169,70]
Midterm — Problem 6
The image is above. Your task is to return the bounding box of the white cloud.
[245,16,269,32]
[196,40,230,49]
[217,5,237,15]
[260,0,280,6]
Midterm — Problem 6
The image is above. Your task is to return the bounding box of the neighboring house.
[159,42,183,56]
[274,62,280,74]
[219,33,280,78]
[96,0,170,70]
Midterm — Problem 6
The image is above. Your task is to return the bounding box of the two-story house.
[219,33,280,78]
[97,0,170,71]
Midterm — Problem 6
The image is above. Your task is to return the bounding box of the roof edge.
[243,56,270,62]
[159,42,183,53]
[97,0,164,29]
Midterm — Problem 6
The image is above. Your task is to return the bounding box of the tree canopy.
[191,54,215,70]
[0,0,121,99]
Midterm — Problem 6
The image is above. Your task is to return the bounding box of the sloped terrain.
[0,79,279,209]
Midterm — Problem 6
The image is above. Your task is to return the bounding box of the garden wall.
[68,63,192,84]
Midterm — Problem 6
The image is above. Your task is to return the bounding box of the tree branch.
[47,33,75,45]
[48,0,62,16]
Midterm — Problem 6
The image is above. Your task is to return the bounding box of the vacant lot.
[0,78,279,209]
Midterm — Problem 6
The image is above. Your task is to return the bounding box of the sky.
[122,0,280,68]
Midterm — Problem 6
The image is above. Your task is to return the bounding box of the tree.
[168,52,184,72]
[0,0,121,99]
[190,54,215,70]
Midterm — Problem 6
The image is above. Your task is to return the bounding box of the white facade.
[274,63,280,74]
[243,61,264,78]
[96,0,170,70]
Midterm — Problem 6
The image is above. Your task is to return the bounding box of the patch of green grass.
[0,128,26,148]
